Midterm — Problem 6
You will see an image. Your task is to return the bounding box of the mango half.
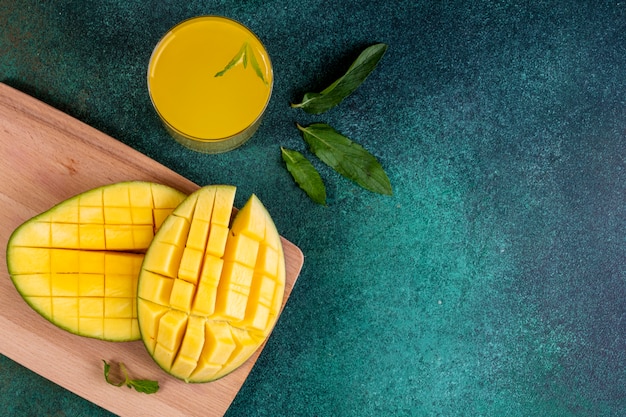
[6,182,186,341]
[137,185,285,382]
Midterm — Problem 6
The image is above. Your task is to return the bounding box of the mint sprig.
[103,360,159,394]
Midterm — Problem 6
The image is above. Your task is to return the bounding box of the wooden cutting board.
[0,83,303,417]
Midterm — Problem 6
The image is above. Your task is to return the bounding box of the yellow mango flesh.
[137,185,285,382]
[6,182,186,341]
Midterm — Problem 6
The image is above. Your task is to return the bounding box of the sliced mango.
[137,185,285,382]
[6,182,186,341]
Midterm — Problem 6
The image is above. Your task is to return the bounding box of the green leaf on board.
[281,147,327,205]
[291,43,388,114]
[103,360,159,394]
[297,123,392,195]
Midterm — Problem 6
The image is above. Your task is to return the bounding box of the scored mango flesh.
[6,182,187,341]
[137,185,286,383]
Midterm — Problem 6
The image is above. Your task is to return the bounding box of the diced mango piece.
[178,247,204,284]
[186,219,210,251]
[50,199,79,223]
[104,225,135,250]
[79,251,104,274]
[128,184,153,208]
[137,299,169,352]
[137,271,174,306]
[223,232,260,268]
[229,194,266,240]
[170,316,206,379]
[78,224,106,249]
[9,221,50,247]
[190,256,223,316]
[191,282,217,316]
[151,183,186,209]
[169,279,195,312]
[78,273,105,297]
[104,207,133,225]
[78,189,103,206]
[211,186,236,226]
[51,249,79,273]
[188,360,221,382]
[25,297,52,318]
[105,252,142,275]
[7,247,50,274]
[51,223,79,248]
[220,328,262,375]
[143,241,183,278]
[104,318,135,340]
[11,274,51,297]
[105,274,136,298]
[201,321,236,364]
[131,207,153,225]
[103,183,130,206]
[156,215,190,247]
[156,310,188,352]
[153,309,188,370]
[133,225,156,248]
[79,206,104,224]
[255,244,279,277]
[214,262,254,321]
[192,186,217,222]
[177,316,206,360]
[104,297,134,318]
[237,274,276,332]
[199,255,224,286]
[170,355,199,380]
[206,224,229,257]
[153,343,176,371]
[172,192,198,220]
[79,318,103,338]
[51,273,79,296]
[52,297,79,329]
[79,298,104,318]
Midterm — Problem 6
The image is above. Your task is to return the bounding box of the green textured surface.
[1,1,625,416]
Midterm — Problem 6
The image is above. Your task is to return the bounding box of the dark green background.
[2,1,625,416]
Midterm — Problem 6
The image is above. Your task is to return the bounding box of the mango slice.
[137,185,285,382]
[6,182,186,341]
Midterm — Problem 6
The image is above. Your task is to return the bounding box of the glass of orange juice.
[148,16,273,153]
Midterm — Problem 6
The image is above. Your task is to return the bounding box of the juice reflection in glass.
[148,16,273,153]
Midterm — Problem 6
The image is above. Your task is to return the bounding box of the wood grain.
[0,83,303,417]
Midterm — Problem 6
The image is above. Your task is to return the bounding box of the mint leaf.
[214,43,247,77]
[297,123,392,195]
[291,43,387,114]
[128,377,161,394]
[281,147,327,205]
[247,43,268,85]
[103,360,159,394]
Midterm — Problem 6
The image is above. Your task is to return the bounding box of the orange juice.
[148,16,273,153]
